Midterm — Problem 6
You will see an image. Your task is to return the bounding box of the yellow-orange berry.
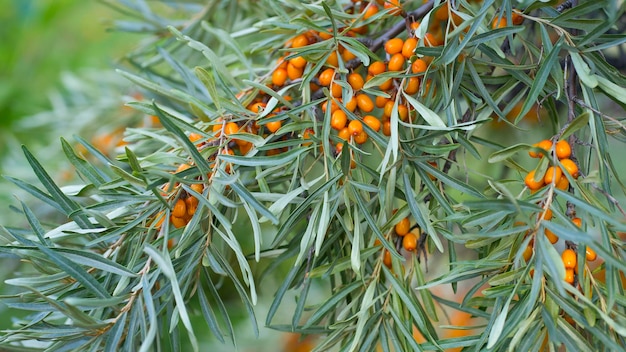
[338,127,350,140]
[586,246,597,261]
[318,68,336,86]
[541,208,553,221]
[356,93,375,112]
[291,34,309,48]
[287,63,304,80]
[560,159,579,178]
[348,119,364,136]
[376,95,389,108]
[556,176,569,190]
[266,120,282,133]
[402,232,418,251]
[404,77,420,95]
[523,245,533,261]
[383,0,402,16]
[572,217,582,228]
[555,140,571,159]
[395,217,411,236]
[172,199,187,218]
[363,115,381,132]
[363,4,379,20]
[544,166,563,185]
[562,249,577,269]
[348,72,365,91]
[272,68,288,86]
[402,37,418,59]
[290,56,307,69]
[511,10,524,25]
[354,130,368,144]
[529,139,552,158]
[368,61,386,76]
[170,215,187,229]
[383,121,391,136]
[385,38,404,55]
[524,170,545,190]
[545,228,559,244]
[331,110,348,131]
[383,250,392,267]
[388,53,406,71]
[492,17,507,29]
[411,59,427,74]
[564,268,575,284]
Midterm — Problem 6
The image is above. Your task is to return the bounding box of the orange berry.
[335,142,344,154]
[342,47,357,61]
[529,139,552,158]
[354,130,368,144]
[423,32,440,47]
[586,246,597,261]
[170,215,187,229]
[338,127,350,140]
[545,228,559,244]
[564,268,575,284]
[397,104,409,121]
[348,72,365,90]
[287,63,304,80]
[523,245,533,261]
[363,4,379,20]
[383,121,391,136]
[525,170,545,190]
[555,140,571,159]
[383,0,402,15]
[388,53,406,71]
[560,158,579,178]
[322,99,339,113]
[331,110,348,131]
[356,93,375,112]
[172,199,187,218]
[376,95,389,108]
[266,120,282,133]
[291,34,309,48]
[402,232,418,251]
[492,17,507,29]
[572,217,582,228]
[378,78,394,91]
[188,133,203,144]
[395,217,411,236]
[556,176,569,190]
[541,208,553,221]
[404,77,420,95]
[344,97,358,112]
[326,51,339,67]
[434,3,449,21]
[318,30,333,40]
[385,38,404,55]
[290,56,307,69]
[190,183,204,194]
[383,100,394,118]
[410,21,420,32]
[248,102,266,113]
[411,59,428,74]
[368,61,386,75]
[402,37,418,58]
[562,249,577,269]
[330,83,343,98]
[383,250,392,267]
[511,10,524,25]
[318,68,336,86]
[224,122,240,135]
[185,196,198,216]
[348,119,364,136]
[363,115,381,132]
[544,166,563,185]
[272,68,288,86]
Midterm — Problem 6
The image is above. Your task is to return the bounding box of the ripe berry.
[356,94,374,112]
[544,166,562,185]
[545,228,558,244]
[272,68,288,86]
[354,130,368,144]
[318,68,336,86]
[402,37,418,58]
[383,0,402,16]
[331,110,348,131]
[556,176,569,190]
[383,250,392,267]
[562,249,577,269]
[348,120,364,136]
[171,215,187,228]
[529,139,552,158]
[555,140,571,159]
[348,72,364,90]
[571,217,582,227]
[564,268,575,284]
[402,232,418,251]
[404,77,420,95]
[289,56,307,69]
[224,122,240,135]
[172,199,187,218]
[523,245,533,261]
[287,63,304,80]
[524,170,545,190]
[376,95,389,108]
[385,38,404,55]
[411,59,427,74]
[586,246,597,261]
[492,17,507,29]
[266,120,282,133]
[388,53,406,71]
[291,34,309,48]
[368,61,386,76]
[338,127,350,140]
[363,4,379,20]
[511,10,524,25]
[560,158,579,178]
[395,217,410,236]
[363,115,381,132]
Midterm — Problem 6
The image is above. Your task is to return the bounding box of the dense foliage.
[2,0,626,351]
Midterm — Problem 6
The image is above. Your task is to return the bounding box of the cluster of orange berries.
[524,139,579,191]
[381,213,421,268]
[491,9,524,29]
